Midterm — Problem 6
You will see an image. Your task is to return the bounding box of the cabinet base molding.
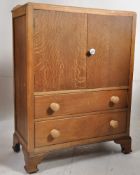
[114,136,132,154]
[13,134,132,173]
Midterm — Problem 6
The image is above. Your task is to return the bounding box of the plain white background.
[0,0,140,120]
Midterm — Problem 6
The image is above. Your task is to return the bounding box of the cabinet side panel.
[13,15,27,143]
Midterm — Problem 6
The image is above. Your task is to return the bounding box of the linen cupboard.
[12,3,136,173]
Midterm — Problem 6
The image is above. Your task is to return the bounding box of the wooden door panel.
[87,15,132,88]
[34,10,87,92]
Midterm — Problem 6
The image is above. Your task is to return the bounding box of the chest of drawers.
[12,3,136,173]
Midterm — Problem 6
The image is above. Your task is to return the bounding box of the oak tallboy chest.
[12,3,136,173]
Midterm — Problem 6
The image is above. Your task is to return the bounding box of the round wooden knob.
[50,103,60,112]
[110,120,119,128]
[110,96,120,104]
[50,129,60,139]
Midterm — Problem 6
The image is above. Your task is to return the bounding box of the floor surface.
[0,115,140,175]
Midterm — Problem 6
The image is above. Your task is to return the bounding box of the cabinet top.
[12,2,136,18]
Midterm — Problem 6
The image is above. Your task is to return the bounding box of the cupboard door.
[34,10,87,92]
[87,15,132,88]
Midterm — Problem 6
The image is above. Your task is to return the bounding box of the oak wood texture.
[87,15,132,88]
[12,5,26,18]
[34,86,128,96]
[35,111,127,147]
[126,14,137,136]
[23,147,45,173]
[35,89,128,118]
[12,3,136,173]
[13,15,28,143]
[34,10,87,91]
[26,4,34,151]
[30,3,136,16]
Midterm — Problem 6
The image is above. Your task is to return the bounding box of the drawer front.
[35,89,128,118]
[35,111,127,147]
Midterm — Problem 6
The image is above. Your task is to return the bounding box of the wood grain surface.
[13,16,27,143]
[35,89,128,118]
[34,10,87,91]
[87,14,132,88]
[35,111,127,147]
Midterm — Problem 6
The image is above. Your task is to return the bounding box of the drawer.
[35,89,128,118]
[35,111,127,147]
